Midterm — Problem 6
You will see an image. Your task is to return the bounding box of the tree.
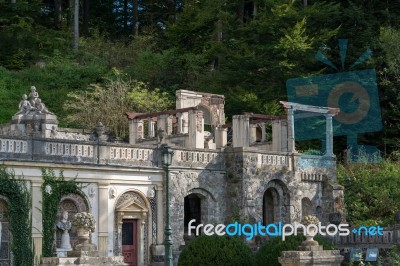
[63,69,173,137]
[337,156,400,226]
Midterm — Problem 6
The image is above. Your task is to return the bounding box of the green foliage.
[255,235,334,266]
[337,157,400,226]
[178,235,255,266]
[0,166,33,266]
[63,69,173,137]
[41,168,84,257]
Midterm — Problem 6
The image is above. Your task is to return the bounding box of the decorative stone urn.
[77,228,91,245]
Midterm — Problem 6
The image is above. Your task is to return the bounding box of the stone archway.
[0,197,11,265]
[262,179,290,224]
[57,193,89,249]
[301,197,312,218]
[114,190,151,266]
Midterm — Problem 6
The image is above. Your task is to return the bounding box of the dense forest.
[1,0,400,154]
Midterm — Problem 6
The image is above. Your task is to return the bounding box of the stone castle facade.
[0,88,344,265]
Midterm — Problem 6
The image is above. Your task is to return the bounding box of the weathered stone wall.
[169,170,227,250]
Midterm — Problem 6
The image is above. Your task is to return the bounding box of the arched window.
[301,198,312,218]
[184,194,201,235]
[263,188,279,225]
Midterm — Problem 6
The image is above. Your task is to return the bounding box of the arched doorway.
[301,198,312,218]
[0,198,11,265]
[184,194,201,235]
[262,180,290,224]
[263,188,279,225]
[115,191,150,266]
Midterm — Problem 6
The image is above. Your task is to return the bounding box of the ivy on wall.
[0,166,33,266]
[41,168,84,257]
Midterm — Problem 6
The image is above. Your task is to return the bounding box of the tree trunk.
[54,0,62,28]
[133,0,139,36]
[82,0,90,36]
[253,0,257,19]
[11,0,16,3]
[73,0,79,50]
[238,0,244,23]
[123,0,128,30]
[303,0,307,6]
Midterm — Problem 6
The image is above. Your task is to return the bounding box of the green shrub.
[178,235,255,266]
[255,235,335,266]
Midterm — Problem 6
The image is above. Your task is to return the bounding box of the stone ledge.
[41,256,127,266]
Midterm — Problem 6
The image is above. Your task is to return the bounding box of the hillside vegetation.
[1,0,400,153]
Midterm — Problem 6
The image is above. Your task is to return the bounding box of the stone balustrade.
[45,142,94,158]
[0,138,28,154]
[109,146,154,161]
[257,153,288,167]
[175,150,220,164]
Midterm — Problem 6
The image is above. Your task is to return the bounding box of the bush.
[255,235,335,266]
[178,235,255,266]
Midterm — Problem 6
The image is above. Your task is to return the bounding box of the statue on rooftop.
[29,86,39,106]
[16,94,33,115]
[35,98,53,114]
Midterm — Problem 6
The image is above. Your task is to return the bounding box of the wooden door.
[122,219,138,266]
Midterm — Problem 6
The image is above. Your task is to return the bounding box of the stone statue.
[57,211,72,249]
[29,86,39,106]
[16,94,32,115]
[35,98,53,114]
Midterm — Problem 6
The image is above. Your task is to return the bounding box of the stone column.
[148,117,155,138]
[176,113,183,134]
[215,126,227,148]
[156,185,164,244]
[287,108,296,152]
[32,182,42,265]
[188,110,204,149]
[325,114,333,156]
[97,183,109,257]
[249,124,257,144]
[261,123,266,142]
[151,185,165,266]
[232,115,250,147]
[129,119,143,144]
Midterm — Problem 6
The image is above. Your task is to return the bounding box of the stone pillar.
[151,186,165,266]
[148,118,155,138]
[129,119,143,144]
[32,182,42,265]
[156,186,164,244]
[261,123,266,142]
[157,114,167,134]
[176,113,183,134]
[325,114,333,156]
[98,183,109,257]
[232,115,250,147]
[215,126,227,148]
[188,110,204,149]
[249,124,257,144]
[287,108,296,152]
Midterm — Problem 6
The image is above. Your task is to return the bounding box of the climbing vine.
[41,168,84,257]
[0,166,33,266]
